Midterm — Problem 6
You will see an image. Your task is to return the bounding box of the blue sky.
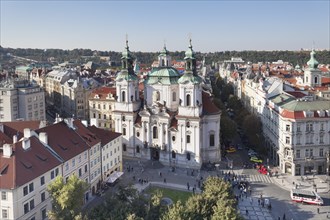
[1,0,329,52]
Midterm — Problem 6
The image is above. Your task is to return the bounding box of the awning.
[106,171,124,183]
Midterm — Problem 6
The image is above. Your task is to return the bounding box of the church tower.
[158,44,171,67]
[304,49,322,87]
[176,39,203,166]
[177,39,203,117]
[113,39,140,156]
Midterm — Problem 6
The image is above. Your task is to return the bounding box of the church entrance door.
[151,148,160,161]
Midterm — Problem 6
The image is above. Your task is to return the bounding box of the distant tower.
[158,44,171,67]
[304,49,321,87]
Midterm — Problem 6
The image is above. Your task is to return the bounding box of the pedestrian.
[317,207,319,214]
[246,209,249,215]
[164,178,166,183]
[187,182,190,190]
[283,213,286,220]
[193,187,195,194]
[258,198,260,205]
[250,197,253,205]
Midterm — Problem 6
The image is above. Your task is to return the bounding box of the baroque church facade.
[113,40,221,169]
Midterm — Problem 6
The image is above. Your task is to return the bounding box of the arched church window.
[209,134,215,147]
[153,126,158,139]
[162,60,165,66]
[136,145,140,153]
[123,144,127,152]
[122,91,126,102]
[186,94,191,106]
[186,135,191,143]
[172,92,176,102]
[314,76,318,84]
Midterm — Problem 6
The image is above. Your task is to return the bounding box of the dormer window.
[303,111,313,118]
[94,94,99,99]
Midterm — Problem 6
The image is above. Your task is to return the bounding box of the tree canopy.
[47,175,89,220]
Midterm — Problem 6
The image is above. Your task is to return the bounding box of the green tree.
[47,175,89,220]
[162,177,240,220]
[221,116,237,141]
[146,189,164,220]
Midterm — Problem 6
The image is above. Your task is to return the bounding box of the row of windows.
[92,113,112,120]
[295,148,324,158]
[92,103,113,110]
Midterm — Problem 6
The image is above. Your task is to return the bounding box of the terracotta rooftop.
[36,121,91,161]
[87,125,121,146]
[1,121,44,142]
[0,136,62,189]
[89,86,116,100]
[202,91,221,115]
[73,119,101,147]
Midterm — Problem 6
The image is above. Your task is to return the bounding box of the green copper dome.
[145,67,180,85]
[307,50,319,69]
[116,70,138,81]
[178,71,202,84]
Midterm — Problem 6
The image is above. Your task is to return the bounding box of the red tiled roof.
[0,136,62,189]
[0,132,12,144]
[89,86,116,100]
[202,91,221,115]
[73,119,101,147]
[87,125,121,146]
[321,77,330,85]
[280,110,305,119]
[1,121,43,141]
[36,121,90,161]
[286,91,307,98]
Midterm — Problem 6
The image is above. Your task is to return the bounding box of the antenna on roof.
[126,34,128,47]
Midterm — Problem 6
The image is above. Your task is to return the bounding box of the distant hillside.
[0,46,329,66]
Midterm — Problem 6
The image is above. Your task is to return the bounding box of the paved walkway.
[271,172,329,194]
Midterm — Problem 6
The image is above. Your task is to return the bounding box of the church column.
[195,125,200,163]
[146,122,150,147]
[142,121,145,143]
[159,123,163,148]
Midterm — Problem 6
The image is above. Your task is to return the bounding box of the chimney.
[13,135,17,144]
[22,138,31,150]
[81,120,88,127]
[24,128,31,138]
[39,132,48,145]
[65,118,75,129]
[3,144,13,157]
